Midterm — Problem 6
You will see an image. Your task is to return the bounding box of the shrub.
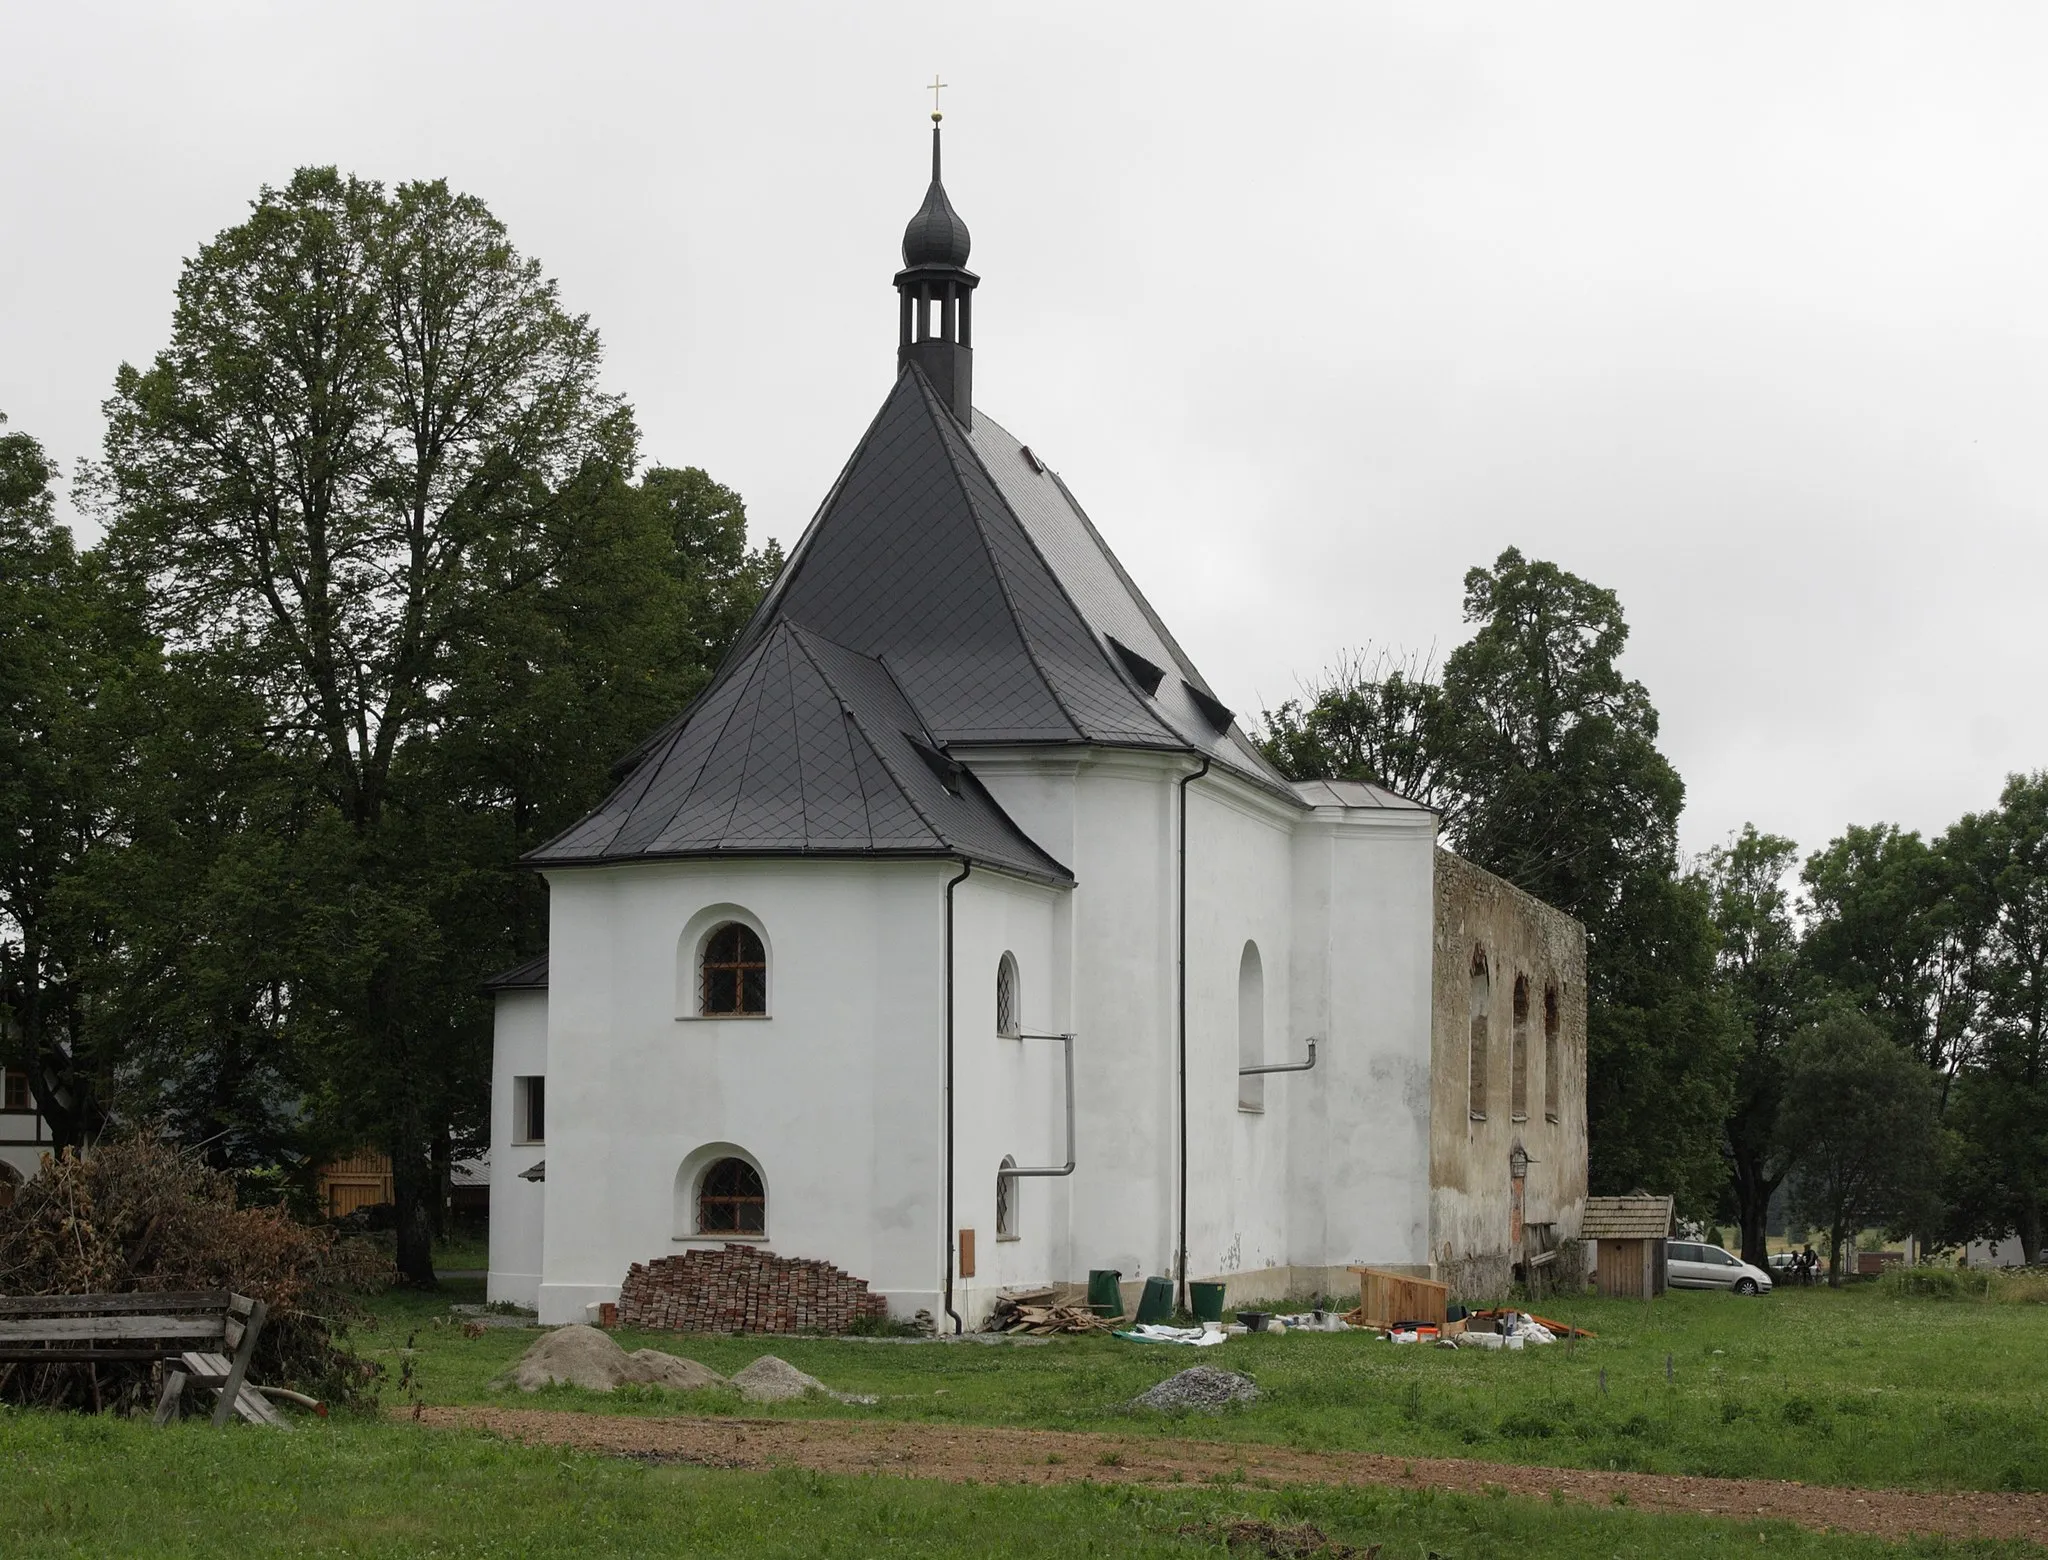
[0,1133,394,1413]
[1876,1265,2048,1304]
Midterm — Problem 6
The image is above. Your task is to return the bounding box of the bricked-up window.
[1544,985,1562,1122]
[2,1069,28,1112]
[1510,975,1530,1121]
[698,1157,766,1234]
[996,952,1020,1038]
[996,1155,1019,1240]
[1468,948,1491,1119]
[700,923,767,1015]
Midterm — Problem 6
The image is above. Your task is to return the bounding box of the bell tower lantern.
[895,107,978,425]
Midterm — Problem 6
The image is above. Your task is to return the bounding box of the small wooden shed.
[1582,1194,1673,1298]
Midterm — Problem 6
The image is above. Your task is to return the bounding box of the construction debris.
[982,1289,1117,1336]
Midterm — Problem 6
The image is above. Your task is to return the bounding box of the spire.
[894,89,978,424]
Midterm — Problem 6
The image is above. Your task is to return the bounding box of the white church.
[488,123,1589,1328]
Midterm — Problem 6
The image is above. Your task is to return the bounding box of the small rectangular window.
[2,1070,28,1113]
[514,1076,545,1144]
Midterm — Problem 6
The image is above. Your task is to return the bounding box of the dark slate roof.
[533,364,1303,875]
[964,411,1296,796]
[528,620,1070,884]
[484,952,549,990]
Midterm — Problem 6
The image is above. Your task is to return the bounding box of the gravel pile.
[1130,1365,1260,1412]
[730,1354,876,1405]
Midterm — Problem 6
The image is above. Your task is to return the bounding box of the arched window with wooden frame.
[996,952,1020,1038]
[1510,975,1531,1121]
[697,1156,766,1235]
[1468,947,1491,1120]
[700,922,767,1016]
[1544,985,1562,1123]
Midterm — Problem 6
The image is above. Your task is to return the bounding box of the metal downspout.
[942,859,973,1335]
[1175,755,1211,1313]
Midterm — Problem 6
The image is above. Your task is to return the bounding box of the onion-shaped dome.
[902,180,971,267]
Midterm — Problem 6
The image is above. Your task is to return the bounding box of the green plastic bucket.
[1134,1274,1174,1324]
[1086,1269,1124,1318]
[1189,1282,1226,1324]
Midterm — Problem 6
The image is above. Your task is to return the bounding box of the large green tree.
[1937,774,2048,1261]
[1700,824,1806,1265]
[1778,1010,1940,1284]
[0,412,150,1149]
[99,167,635,1281]
[1258,548,1735,1212]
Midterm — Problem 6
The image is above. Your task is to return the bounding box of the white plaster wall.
[1287,807,1439,1282]
[535,858,956,1324]
[945,871,1066,1322]
[1181,776,1299,1286]
[0,1102,54,1189]
[972,750,1180,1296]
[487,989,548,1308]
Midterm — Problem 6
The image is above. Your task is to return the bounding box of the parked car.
[1767,1251,1798,1277]
[1666,1240,1774,1294]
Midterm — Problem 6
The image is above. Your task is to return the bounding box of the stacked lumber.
[982,1288,1117,1335]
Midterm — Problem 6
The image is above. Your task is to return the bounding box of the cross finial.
[928,74,947,123]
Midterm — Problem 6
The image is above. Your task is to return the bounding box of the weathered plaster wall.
[1429,849,1588,1302]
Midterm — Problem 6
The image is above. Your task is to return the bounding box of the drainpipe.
[1174,755,1211,1313]
[942,858,973,1335]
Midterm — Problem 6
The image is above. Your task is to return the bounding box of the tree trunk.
[2019,1188,2042,1269]
[1729,1147,1780,1269]
[390,1147,438,1288]
[429,1125,451,1242]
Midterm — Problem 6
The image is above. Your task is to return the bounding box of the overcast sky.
[5,2,2043,866]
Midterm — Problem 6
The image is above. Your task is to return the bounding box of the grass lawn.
[0,1411,2034,1559]
[365,1280,2048,1493]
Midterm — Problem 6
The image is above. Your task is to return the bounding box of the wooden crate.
[1348,1266,1449,1329]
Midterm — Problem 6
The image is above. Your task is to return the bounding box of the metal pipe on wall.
[941,858,972,1335]
[1174,754,1211,1313]
[1003,1032,1076,1177]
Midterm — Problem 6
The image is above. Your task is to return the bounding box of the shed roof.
[1580,1195,1675,1241]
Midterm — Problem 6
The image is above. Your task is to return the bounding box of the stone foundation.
[618,1245,889,1334]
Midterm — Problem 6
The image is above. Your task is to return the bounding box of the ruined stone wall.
[618,1246,889,1334]
[1429,849,1589,1303]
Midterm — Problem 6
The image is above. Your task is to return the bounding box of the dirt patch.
[415,1406,2048,1544]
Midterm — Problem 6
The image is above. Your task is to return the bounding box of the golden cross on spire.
[928,74,948,123]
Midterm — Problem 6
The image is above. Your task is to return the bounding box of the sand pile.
[500,1326,725,1393]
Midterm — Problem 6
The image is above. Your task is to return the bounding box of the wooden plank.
[224,1317,245,1351]
[180,1351,233,1380]
[0,1316,224,1343]
[230,1385,288,1427]
[0,1347,202,1363]
[212,1296,266,1430]
[0,1292,229,1317]
[152,1369,189,1428]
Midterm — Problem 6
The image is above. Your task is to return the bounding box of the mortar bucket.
[1189,1282,1226,1324]
[1134,1275,1174,1324]
[1086,1269,1124,1318]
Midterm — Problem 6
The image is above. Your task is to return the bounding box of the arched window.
[996,1155,1019,1240]
[700,922,767,1016]
[1238,940,1265,1112]
[996,952,1020,1038]
[697,1156,766,1235]
[1511,975,1531,1121]
[1468,948,1491,1120]
[1544,985,1562,1122]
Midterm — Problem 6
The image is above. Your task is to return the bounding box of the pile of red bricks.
[617,1245,890,1335]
